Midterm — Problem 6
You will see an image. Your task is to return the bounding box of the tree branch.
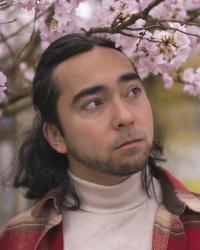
[0,2,10,10]
[0,19,17,25]
[0,32,15,58]
[86,0,165,36]
[126,23,200,38]
[159,19,200,27]
[10,12,37,72]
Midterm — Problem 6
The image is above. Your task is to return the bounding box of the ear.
[43,122,67,154]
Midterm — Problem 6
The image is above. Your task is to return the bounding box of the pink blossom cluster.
[3,0,200,99]
[0,71,7,104]
[150,0,197,20]
[136,24,191,77]
[92,0,140,27]
[88,0,200,96]
[39,0,85,42]
[183,68,200,98]
[9,0,53,12]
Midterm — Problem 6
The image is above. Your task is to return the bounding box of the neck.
[68,169,150,213]
[69,164,132,186]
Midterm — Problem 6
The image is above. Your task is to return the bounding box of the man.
[0,34,200,250]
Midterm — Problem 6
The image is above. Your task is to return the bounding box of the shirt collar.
[154,165,200,215]
[32,187,63,226]
[67,170,157,214]
[31,166,200,221]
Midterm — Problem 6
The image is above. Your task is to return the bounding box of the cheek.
[140,102,154,139]
[64,118,106,148]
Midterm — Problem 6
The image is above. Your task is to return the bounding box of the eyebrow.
[118,72,140,83]
[71,72,141,106]
[71,85,106,106]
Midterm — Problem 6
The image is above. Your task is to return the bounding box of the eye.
[85,99,104,110]
[127,87,141,97]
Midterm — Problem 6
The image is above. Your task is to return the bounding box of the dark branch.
[86,0,165,36]
[10,12,37,72]
[0,19,17,25]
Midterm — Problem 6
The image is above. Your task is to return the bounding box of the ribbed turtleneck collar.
[68,170,155,214]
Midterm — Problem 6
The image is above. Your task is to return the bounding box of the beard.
[66,141,152,177]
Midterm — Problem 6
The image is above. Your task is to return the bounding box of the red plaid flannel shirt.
[1,166,200,250]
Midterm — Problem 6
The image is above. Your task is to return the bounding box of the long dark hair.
[14,34,164,209]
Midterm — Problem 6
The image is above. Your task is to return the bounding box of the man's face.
[53,46,154,183]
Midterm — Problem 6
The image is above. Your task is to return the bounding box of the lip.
[115,139,142,150]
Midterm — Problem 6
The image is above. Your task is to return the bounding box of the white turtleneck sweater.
[62,170,162,250]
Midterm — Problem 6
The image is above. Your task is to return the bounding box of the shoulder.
[178,192,200,247]
[179,191,200,221]
[1,208,32,233]
[154,165,200,215]
[0,188,63,249]
[0,206,45,233]
[0,207,46,250]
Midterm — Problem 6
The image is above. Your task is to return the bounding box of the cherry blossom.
[187,25,200,53]
[100,0,140,23]
[38,0,200,98]
[150,0,188,20]
[39,0,85,43]
[1,0,200,105]
[162,73,174,90]
[183,68,200,98]
[10,0,53,12]
[135,26,191,79]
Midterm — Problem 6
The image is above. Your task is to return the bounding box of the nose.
[111,98,135,130]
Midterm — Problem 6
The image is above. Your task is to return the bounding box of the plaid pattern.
[1,166,200,250]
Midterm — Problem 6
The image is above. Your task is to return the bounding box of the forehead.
[53,46,136,93]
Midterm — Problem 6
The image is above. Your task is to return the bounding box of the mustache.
[112,129,147,149]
